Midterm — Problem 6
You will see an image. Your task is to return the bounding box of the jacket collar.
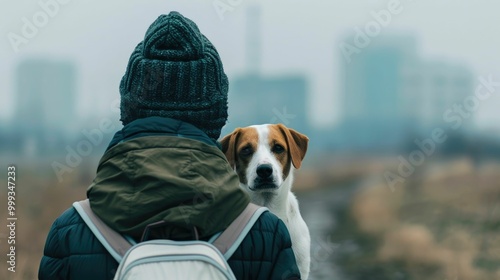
[107,116,219,150]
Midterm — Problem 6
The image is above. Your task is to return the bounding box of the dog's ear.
[220,128,241,167]
[277,124,309,169]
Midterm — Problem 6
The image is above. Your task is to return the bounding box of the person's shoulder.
[251,210,293,246]
[253,211,288,231]
[44,206,86,251]
[43,204,115,259]
[40,205,118,280]
[51,205,84,230]
[227,209,297,279]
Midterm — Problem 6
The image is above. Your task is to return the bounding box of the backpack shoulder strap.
[74,199,267,262]
[73,199,132,262]
[212,203,268,259]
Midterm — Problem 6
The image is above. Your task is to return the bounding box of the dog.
[221,123,311,279]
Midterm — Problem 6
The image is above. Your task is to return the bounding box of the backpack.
[73,199,267,280]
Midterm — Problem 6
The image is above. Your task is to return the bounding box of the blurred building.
[223,6,311,136]
[342,35,418,127]
[224,74,310,135]
[16,59,77,131]
[336,34,474,152]
[9,58,77,156]
[401,60,474,130]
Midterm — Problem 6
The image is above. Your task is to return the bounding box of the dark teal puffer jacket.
[39,207,299,280]
[39,117,301,280]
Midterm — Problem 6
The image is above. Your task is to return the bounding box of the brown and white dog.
[221,124,311,279]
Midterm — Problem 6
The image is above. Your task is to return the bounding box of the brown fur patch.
[276,124,308,169]
[268,125,293,180]
[233,127,259,184]
[220,127,259,185]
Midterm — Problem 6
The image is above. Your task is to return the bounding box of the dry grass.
[0,169,88,280]
[346,158,500,280]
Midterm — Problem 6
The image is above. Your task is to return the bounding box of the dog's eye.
[272,144,285,154]
[240,146,253,156]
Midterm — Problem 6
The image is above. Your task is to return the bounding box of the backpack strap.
[73,199,132,262]
[74,199,267,262]
[212,203,268,259]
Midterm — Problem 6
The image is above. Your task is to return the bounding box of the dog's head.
[221,124,308,195]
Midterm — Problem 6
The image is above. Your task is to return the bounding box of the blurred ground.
[0,156,499,279]
[301,157,500,280]
[0,165,89,280]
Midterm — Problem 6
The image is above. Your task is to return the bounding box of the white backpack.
[73,199,267,280]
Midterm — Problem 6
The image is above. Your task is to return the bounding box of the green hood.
[87,135,250,240]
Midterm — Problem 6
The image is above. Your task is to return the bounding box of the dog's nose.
[256,164,273,178]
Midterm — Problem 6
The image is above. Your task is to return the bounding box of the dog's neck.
[249,172,294,222]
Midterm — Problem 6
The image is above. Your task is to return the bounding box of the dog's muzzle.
[252,164,277,190]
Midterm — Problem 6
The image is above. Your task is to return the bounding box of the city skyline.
[336,32,477,151]
[3,33,484,133]
[1,1,500,130]
[4,31,492,156]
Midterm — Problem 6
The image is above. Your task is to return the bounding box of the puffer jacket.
[39,117,301,280]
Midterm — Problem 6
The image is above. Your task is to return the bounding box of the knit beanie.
[119,12,229,141]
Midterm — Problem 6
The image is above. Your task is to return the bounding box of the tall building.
[223,6,310,135]
[342,34,418,127]
[16,58,77,132]
[338,34,418,150]
[224,74,309,135]
[400,60,474,130]
[14,58,77,156]
[337,34,474,151]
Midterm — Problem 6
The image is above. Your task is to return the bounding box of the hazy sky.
[1,0,500,129]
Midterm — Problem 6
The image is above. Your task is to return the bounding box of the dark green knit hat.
[120,11,229,141]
